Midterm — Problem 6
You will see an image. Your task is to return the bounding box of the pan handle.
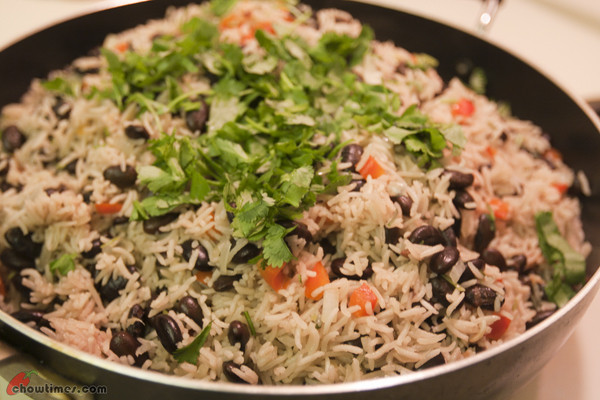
[477,0,504,32]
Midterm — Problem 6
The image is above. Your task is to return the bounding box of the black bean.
[82,191,92,203]
[330,257,373,280]
[74,66,100,75]
[474,214,495,253]
[65,159,78,175]
[460,258,485,282]
[213,274,242,292]
[222,361,249,384]
[451,217,462,238]
[453,189,475,210]
[11,273,32,302]
[143,213,178,235]
[110,331,141,358]
[125,125,150,140]
[507,254,527,273]
[154,314,183,353]
[341,144,363,168]
[181,240,211,271]
[82,238,102,259]
[11,309,50,329]
[113,216,129,225]
[177,295,204,326]
[344,336,363,348]
[391,195,413,216]
[330,257,346,278]
[350,179,366,192]
[97,265,136,303]
[185,99,209,133]
[52,97,71,120]
[417,353,445,370]
[319,238,336,255]
[442,227,457,247]
[127,304,147,338]
[2,125,26,153]
[283,221,313,243]
[228,320,250,351]
[445,170,474,190]
[103,165,137,189]
[481,248,507,270]
[232,243,261,264]
[408,225,445,246]
[5,227,42,257]
[0,249,35,271]
[0,162,8,176]
[430,276,454,306]
[465,284,497,310]
[429,246,460,274]
[385,226,402,245]
[526,309,555,330]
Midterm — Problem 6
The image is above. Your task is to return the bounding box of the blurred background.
[0,1,598,399]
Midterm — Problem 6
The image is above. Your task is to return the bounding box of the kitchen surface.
[0,1,599,399]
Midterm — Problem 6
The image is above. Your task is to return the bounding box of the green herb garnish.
[535,211,586,307]
[49,253,77,276]
[243,311,256,336]
[173,322,212,364]
[97,2,464,268]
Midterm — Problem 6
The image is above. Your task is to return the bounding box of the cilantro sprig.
[535,211,586,307]
[99,2,463,268]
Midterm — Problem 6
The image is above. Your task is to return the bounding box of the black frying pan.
[0,1,599,399]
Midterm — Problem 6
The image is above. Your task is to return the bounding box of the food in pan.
[0,0,590,385]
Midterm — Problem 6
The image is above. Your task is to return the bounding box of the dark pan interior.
[0,1,598,398]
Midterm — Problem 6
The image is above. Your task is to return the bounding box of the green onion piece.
[243,311,256,336]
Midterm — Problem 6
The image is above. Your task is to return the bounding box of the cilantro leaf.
[41,77,75,96]
[210,0,238,16]
[231,200,270,238]
[49,253,77,276]
[262,224,294,268]
[535,211,586,307]
[173,322,212,364]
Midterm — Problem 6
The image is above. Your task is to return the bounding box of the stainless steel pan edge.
[0,1,599,399]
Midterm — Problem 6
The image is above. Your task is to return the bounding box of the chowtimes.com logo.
[6,370,107,396]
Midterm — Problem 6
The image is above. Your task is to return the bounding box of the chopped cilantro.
[95,3,464,268]
[173,322,212,364]
[49,253,77,276]
[535,211,586,307]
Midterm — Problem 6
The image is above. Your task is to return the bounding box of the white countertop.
[0,1,599,399]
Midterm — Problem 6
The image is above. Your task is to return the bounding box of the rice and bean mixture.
[0,0,590,385]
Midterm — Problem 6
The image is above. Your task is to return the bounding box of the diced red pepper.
[543,148,563,164]
[304,261,330,300]
[358,156,385,179]
[349,282,378,317]
[485,146,497,159]
[486,313,512,340]
[115,42,129,53]
[219,14,241,30]
[451,98,475,117]
[94,202,122,214]
[552,182,569,195]
[195,270,213,285]
[489,198,510,221]
[259,264,290,292]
